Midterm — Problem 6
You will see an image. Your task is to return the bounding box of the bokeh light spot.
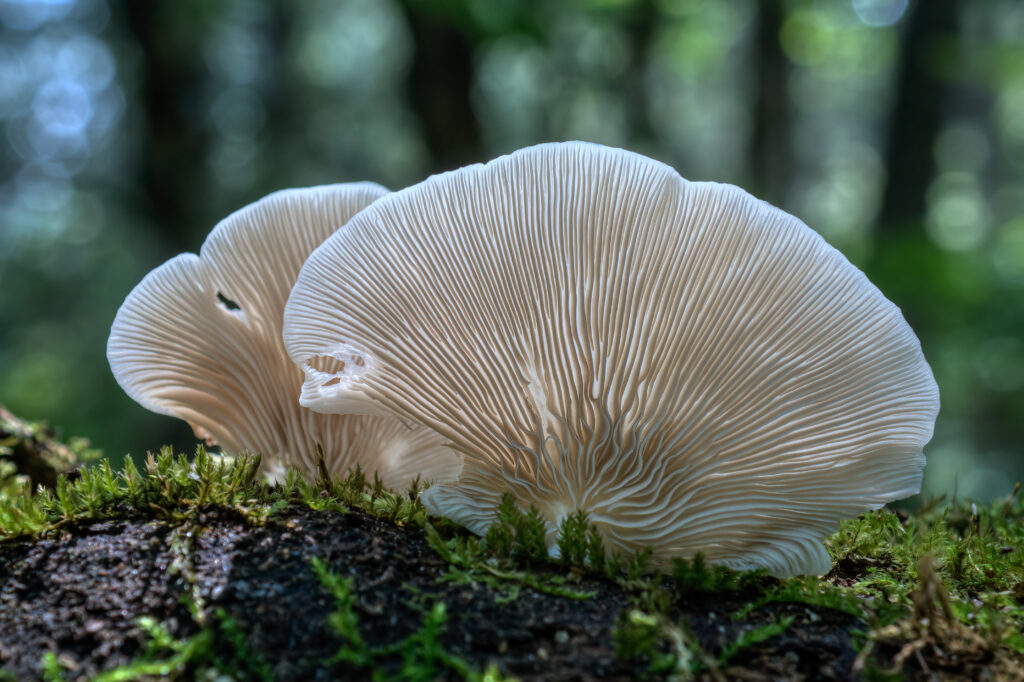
[925,173,991,251]
[992,217,1024,285]
[0,0,74,31]
[852,0,909,28]
[976,337,1024,392]
[209,86,266,141]
[935,123,990,173]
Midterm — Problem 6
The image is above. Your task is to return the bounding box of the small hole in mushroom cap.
[216,291,242,312]
[302,347,375,397]
[308,354,346,374]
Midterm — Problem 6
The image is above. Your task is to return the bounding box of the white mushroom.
[282,143,940,576]
[107,184,460,490]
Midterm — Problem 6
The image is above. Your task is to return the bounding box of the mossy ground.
[1,422,1023,681]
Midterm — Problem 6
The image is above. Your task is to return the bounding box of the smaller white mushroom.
[107,184,460,489]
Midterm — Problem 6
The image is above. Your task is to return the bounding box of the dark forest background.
[0,0,1021,502]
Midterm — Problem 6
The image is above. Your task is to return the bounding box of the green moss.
[483,492,548,565]
[0,445,431,541]
[716,616,794,666]
[425,522,597,601]
[41,603,274,682]
[312,557,513,682]
[669,554,768,596]
[612,608,681,678]
[734,577,869,621]
[39,652,63,682]
[0,447,265,539]
[556,508,607,572]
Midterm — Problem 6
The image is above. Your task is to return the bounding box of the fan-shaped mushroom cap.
[282,143,940,576]
[107,184,460,490]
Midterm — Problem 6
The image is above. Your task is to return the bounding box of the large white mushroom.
[282,143,940,576]
[107,184,460,490]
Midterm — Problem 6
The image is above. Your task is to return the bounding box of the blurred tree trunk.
[751,0,789,206]
[123,3,218,251]
[878,0,960,230]
[401,4,483,174]
[264,0,299,189]
[622,0,657,151]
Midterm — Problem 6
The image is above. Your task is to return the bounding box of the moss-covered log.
[1,447,1022,681]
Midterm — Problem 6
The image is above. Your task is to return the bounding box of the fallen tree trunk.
[1,445,1021,681]
[2,505,861,681]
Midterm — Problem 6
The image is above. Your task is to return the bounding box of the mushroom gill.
[282,144,940,576]
[107,183,460,490]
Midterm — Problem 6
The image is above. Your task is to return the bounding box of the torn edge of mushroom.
[299,343,380,414]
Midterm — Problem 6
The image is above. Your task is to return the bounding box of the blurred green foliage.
[0,0,1021,500]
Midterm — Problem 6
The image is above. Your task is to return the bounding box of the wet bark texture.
[1,506,868,682]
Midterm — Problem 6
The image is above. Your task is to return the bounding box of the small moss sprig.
[40,602,273,682]
[311,557,512,682]
[483,493,548,565]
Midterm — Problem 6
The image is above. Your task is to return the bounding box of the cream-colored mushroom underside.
[284,143,939,577]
